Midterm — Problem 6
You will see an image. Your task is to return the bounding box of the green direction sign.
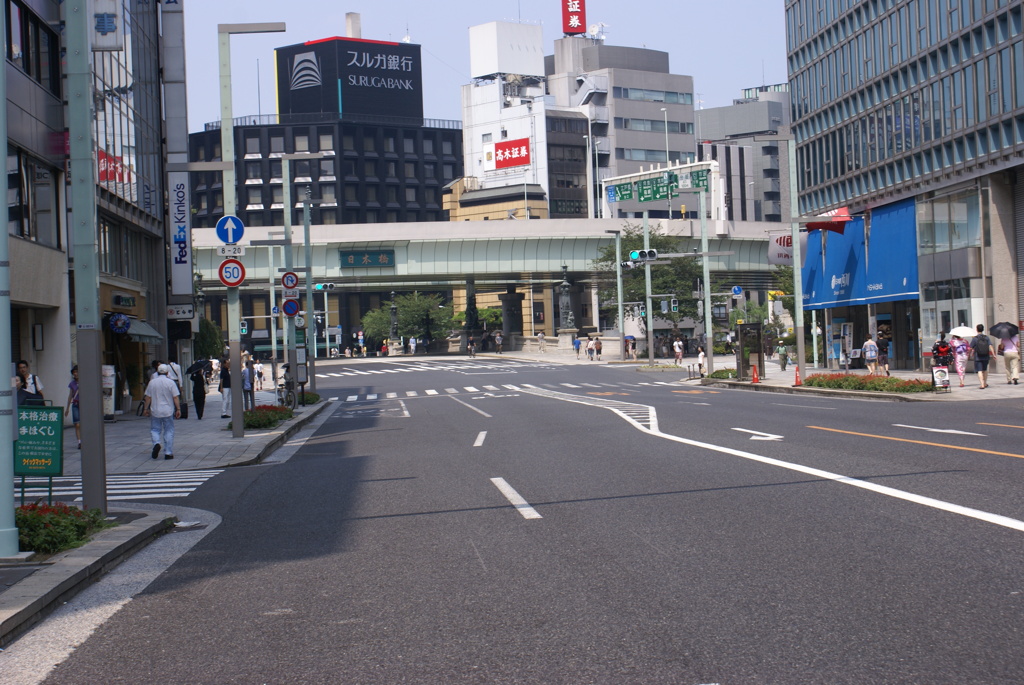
[637,178,672,202]
[691,169,709,190]
[610,183,633,202]
[14,406,64,476]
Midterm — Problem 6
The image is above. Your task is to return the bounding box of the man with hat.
[143,363,181,459]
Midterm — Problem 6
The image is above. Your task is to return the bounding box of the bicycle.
[276,365,297,410]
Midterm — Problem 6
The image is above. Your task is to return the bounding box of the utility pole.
[302,186,316,392]
[643,212,655,364]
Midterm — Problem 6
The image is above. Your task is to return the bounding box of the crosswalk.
[14,469,223,504]
[315,359,556,379]
[333,380,683,403]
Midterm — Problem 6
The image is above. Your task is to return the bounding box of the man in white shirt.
[143,364,180,459]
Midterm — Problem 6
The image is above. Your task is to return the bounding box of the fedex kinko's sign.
[491,138,531,170]
[562,0,587,34]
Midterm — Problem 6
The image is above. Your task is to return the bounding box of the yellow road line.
[978,423,1024,430]
[808,425,1024,459]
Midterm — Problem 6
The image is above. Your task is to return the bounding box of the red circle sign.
[281,271,299,289]
[282,299,300,317]
[218,258,246,287]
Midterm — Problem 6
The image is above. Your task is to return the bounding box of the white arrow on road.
[732,428,784,441]
[892,424,986,436]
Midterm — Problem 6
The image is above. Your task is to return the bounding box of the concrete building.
[787,0,1024,369]
[697,84,792,222]
[460,21,696,221]
[7,0,176,412]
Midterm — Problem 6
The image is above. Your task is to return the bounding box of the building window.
[363,136,376,153]
[364,161,377,178]
[386,161,398,178]
[424,163,436,179]
[319,159,335,177]
[424,187,437,204]
[366,210,378,223]
[405,162,416,178]
[245,136,261,155]
[6,2,60,96]
[271,186,283,204]
[442,140,454,155]
[384,135,396,153]
[403,137,415,154]
[443,164,454,180]
[245,161,261,180]
[319,132,334,152]
[295,133,309,152]
[246,187,262,205]
[270,135,284,154]
[321,185,337,203]
[482,133,492,143]
[343,134,355,151]
[366,186,378,202]
[321,208,337,224]
[7,152,59,248]
[344,185,357,202]
[405,187,417,202]
[423,139,434,155]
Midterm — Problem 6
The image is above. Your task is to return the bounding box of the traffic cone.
[794,365,802,387]
[752,365,760,384]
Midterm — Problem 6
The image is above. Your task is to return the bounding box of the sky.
[183,0,788,133]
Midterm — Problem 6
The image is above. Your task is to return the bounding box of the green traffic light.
[629,250,641,260]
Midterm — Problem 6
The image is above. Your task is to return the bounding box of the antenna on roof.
[401,24,412,44]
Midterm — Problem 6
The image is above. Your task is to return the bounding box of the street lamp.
[218,21,286,438]
[661,107,671,217]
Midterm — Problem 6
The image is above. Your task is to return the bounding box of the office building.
[787,0,1024,368]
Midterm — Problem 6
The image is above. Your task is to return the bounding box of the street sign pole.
[700,190,714,376]
[282,163,297,386]
[643,211,655,365]
[302,187,316,391]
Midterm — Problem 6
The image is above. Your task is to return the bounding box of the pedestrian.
[242,359,255,411]
[931,332,953,369]
[999,333,1020,385]
[537,331,546,352]
[951,334,968,387]
[254,358,264,391]
[15,360,44,406]
[862,334,880,374]
[629,338,638,362]
[697,346,706,377]
[494,333,503,354]
[776,341,788,372]
[877,338,891,377]
[673,337,684,366]
[573,336,582,359]
[595,338,602,361]
[190,361,208,419]
[218,356,232,417]
[586,337,596,361]
[65,366,81,449]
[467,335,476,358]
[968,324,994,389]
[410,337,417,354]
[143,363,180,460]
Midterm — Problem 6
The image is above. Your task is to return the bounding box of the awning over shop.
[127,320,163,344]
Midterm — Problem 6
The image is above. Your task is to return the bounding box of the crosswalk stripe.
[464,386,479,392]
[386,392,398,399]
[367,394,378,400]
[406,390,418,397]
[425,389,439,395]
[15,469,222,503]
[483,385,499,391]
[562,383,581,388]
[445,388,458,394]
[503,384,521,390]
[346,395,358,402]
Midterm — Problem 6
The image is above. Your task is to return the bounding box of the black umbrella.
[989,322,1020,339]
[185,359,209,375]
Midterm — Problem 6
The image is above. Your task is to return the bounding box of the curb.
[224,400,331,468]
[700,379,934,401]
[0,509,175,647]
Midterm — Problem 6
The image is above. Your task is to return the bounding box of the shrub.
[16,502,113,554]
[299,392,320,404]
[709,368,738,379]
[803,373,932,393]
[239,404,294,430]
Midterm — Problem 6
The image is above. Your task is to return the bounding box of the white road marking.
[448,394,492,417]
[464,386,480,392]
[893,423,986,436]
[406,390,418,397]
[366,394,378,400]
[425,389,439,395]
[732,428,785,441]
[773,403,835,410]
[345,395,358,402]
[445,388,459,393]
[398,400,411,417]
[502,384,520,390]
[490,477,543,519]
[562,383,581,388]
[386,392,398,399]
[328,396,338,401]
[483,385,499,391]
[473,431,487,447]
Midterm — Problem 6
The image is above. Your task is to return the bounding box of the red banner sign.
[494,138,531,169]
[98,149,128,183]
[561,0,586,35]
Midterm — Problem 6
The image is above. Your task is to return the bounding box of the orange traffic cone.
[794,365,802,387]
[752,365,760,384]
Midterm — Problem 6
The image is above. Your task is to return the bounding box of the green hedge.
[299,392,320,404]
[708,368,738,379]
[16,502,113,554]
[239,404,295,429]
[803,373,933,393]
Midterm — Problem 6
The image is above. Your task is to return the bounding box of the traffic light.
[314,283,336,291]
[638,303,647,317]
[239,319,248,335]
[671,298,679,312]
[620,260,638,269]
[627,249,659,261]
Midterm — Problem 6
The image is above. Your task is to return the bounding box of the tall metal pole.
[643,212,655,364]
[608,231,624,361]
[584,134,594,220]
[67,0,107,513]
[661,107,671,217]
[282,160,297,382]
[700,190,714,376]
[787,138,806,384]
[0,4,21,549]
[302,187,316,391]
[269,243,278,360]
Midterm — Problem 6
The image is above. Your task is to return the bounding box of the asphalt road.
[18,357,1024,683]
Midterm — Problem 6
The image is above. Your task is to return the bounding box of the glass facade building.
[787,0,1024,363]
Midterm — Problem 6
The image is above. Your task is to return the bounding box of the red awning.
[805,206,852,234]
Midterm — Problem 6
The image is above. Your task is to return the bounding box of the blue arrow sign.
[732,285,743,296]
[215,215,245,245]
[272,306,280,315]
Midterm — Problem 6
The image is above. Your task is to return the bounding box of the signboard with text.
[14,407,64,476]
[561,0,587,34]
[340,250,396,268]
[492,137,531,170]
[606,183,634,203]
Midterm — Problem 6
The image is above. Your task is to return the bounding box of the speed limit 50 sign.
[218,258,246,287]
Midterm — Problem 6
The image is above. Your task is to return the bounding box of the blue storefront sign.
[803,198,918,310]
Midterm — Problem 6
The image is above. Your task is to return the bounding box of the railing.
[205,112,463,131]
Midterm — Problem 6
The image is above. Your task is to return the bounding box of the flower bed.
[803,373,933,393]
[243,404,295,429]
[16,502,114,554]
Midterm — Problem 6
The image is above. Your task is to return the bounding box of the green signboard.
[14,406,64,477]
[637,178,673,202]
[691,169,709,189]
[606,182,634,203]
[339,250,397,268]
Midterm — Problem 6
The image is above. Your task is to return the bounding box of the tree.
[771,265,796,328]
[360,292,455,346]
[594,223,704,330]
[195,318,224,360]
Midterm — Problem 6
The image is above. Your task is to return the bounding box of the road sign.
[272,305,281,315]
[637,178,672,202]
[281,271,299,289]
[14,406,64,476]
[218,258,246,287]
[217,245,246,257]
[294,315,306,329]
[282,299,300,317]
[215,215,245,245]
[606,182,634,203]
[731,285,743,296]
[282,288,300,299]
[691,169,709,190]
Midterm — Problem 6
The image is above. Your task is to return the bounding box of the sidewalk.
[58,387,327,476]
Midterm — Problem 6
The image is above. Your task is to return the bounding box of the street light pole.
[302,186,316,392]
[218,21,285,438]
[661,107,671,217]
[605,230,625,361]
